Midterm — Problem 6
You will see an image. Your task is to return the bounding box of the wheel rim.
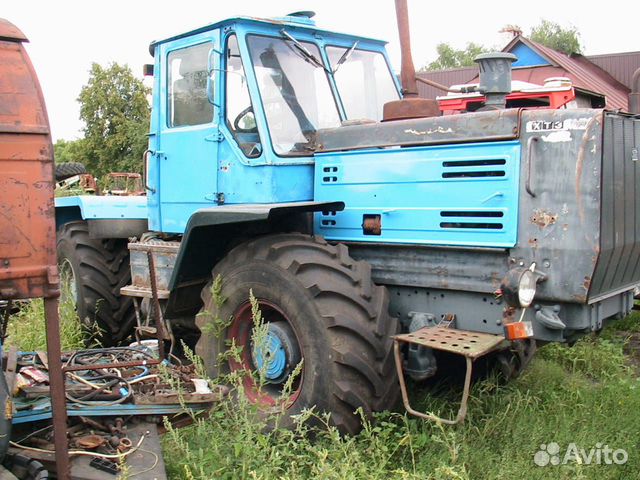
[227,300,303,407]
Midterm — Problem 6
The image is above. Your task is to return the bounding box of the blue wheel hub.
[251,321,301,384]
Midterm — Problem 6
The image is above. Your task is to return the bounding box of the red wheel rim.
[227,299,303,408]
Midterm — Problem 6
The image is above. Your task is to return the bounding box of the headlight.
[501,265,539,308]
[517,270,537,307]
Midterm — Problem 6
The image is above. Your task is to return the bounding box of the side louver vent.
[440,211,504,230]
[442,159,506,178]
[322,165,339,183]
[320,210,337,227]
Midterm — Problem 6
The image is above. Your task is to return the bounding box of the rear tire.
[56,221,135,346]
[195,233,399,435]
[55,162,86,181]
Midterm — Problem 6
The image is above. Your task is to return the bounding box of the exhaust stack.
[382,0,439,121]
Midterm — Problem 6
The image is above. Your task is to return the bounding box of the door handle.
[207,47,221,107]
[526,137,539,197]
[143,149,156,194]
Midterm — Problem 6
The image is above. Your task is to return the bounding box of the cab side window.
[168,43,213,127]
[225,35,262,157]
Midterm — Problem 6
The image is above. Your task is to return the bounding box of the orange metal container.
[0,18,58,300]
[0,19,70,478]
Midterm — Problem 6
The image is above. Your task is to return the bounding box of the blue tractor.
[55,9,640,433]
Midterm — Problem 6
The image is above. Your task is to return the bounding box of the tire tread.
[196,233,399,434]
[57,222,135,345]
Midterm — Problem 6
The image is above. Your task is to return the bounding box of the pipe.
[629,67,640,114]
[0,342,10,462]
[382,0,441,120]
[394,0,418,97]
[44,297,70,480]
[147,251,167,360]
[415,76,460,93]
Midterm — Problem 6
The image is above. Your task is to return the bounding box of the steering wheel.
[233,106,257,133]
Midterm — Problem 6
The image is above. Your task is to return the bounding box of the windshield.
[327,47,399,121]
[247,34,341,156]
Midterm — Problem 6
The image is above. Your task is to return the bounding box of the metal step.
[395,326,505,358]
[393,325,506,424]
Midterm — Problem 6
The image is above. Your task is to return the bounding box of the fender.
[165,201,344,318]
[55,195,148,237]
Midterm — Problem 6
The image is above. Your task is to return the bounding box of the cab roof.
[149,15,388,55]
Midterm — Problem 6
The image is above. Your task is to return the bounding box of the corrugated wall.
[589,113,640,300]
[416,67,476,99]
[587,52,640,90]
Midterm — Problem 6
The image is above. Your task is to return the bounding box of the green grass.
[162,313,640,480]
[5,281,86,351]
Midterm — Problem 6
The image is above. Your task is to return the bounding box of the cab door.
[152,32,220,233]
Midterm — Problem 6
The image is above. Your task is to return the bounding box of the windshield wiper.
[332,41,359,74]
[280,29,331,74]
[259,46,316,142]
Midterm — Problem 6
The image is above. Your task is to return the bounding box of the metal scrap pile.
[7,346,225,474]
[13,347,223,411]
[11,416,145,475]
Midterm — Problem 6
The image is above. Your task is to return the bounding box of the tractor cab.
[146,12,400,232]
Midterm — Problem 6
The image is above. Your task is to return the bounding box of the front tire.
[56,221,135,346]
[195,233,399,435]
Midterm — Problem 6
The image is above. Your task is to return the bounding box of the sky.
[3,0,637,141]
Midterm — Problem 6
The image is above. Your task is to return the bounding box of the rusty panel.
[349,243,508,294]
[315,108,521,152]
[0,19,27,42]
[126,240,180,296]
[0,21,58,299]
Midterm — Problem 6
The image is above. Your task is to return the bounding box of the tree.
[78,63,150,177]
[530,19,582,55]
[53,138,88,164]
[421,42,489,71]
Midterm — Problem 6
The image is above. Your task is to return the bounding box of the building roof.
[502,36,629,110]
[417,35,636,111]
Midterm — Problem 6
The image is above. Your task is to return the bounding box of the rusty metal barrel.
[0,18,70,478]
[0,18,58,299]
